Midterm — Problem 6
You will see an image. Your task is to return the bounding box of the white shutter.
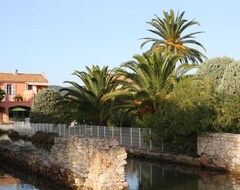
[3,84,7,94]
[12,84,16,96]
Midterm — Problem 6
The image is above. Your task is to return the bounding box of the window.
[4,84,16,95]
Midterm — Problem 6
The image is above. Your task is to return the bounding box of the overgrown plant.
[140,77,215,155]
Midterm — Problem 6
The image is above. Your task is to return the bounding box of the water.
[1,158,240,190]
[125,158,240,190]
[0,159,69,190]
[1,134,240,190]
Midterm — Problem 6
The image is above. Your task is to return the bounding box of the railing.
[13,122,155,149]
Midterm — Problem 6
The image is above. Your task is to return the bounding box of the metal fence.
[13,122,155,149]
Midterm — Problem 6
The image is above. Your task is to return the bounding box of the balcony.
[1,90,35,103]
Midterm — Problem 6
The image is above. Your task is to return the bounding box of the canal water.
[1,134,240,190]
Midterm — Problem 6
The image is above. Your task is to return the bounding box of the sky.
[0,0,239,86]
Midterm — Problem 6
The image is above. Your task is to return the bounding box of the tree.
[141,9,206,64]
[0,88,5,101]
[197,56,234,87]
[140,77,216,155]
[197,56,240,95]
[115,52,194,115]
[59,65,120,125]
[30,89,63,123]
[218,60,240,95]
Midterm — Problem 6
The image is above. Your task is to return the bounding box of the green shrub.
[30,89,64,123]
[213,94,240,133]
[141,78,215,155]
[0,88,5,102]
[197,56,234,87]
[31,131,59,151]
[218,60,240,95]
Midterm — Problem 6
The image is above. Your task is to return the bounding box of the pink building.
[0,70,48,123]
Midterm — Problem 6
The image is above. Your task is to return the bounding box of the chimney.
[42,72,46,78]
[15,69,18,75]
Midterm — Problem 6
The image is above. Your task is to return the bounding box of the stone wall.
[0,136,128,190]
[198,133,240,173]
[51,136,128,190]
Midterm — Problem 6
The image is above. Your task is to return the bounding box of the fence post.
[104,126,106,137]
[91,125,93,136]
[97,126,99,137]
[149,128,152,149]
[112,126,114,137]
[79,125,81,136]
[161,137,164,152]
[58,124,61,136]
[139,128,141,148]
[130,127,133,147]
[120,127,122,145]
[85,124,87,135]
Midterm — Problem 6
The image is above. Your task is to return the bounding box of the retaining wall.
[51,136,128,190]
[198,133,240,173]
[0,136,128,190]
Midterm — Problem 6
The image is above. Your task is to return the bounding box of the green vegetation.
[29,9,239,155]
[30,89,64,123]
[13,94,23,102]
[59,66,121,125]
[141,9,206,64]
[31,131,59,151]
[218,60,240,95]
[0,88,5,101]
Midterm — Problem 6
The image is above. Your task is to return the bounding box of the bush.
[0,88,5,102]
[140,77,215,155]
[31,131,59,151]
[8,131,20,140]
[197,56,234,87]
[213,94,240,133]
[30,89,64,123]
[218,60,240,95]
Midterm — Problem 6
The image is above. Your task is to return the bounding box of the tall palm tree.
[59,65,119,125]
[141,9,206,64]
[115,52,194,114]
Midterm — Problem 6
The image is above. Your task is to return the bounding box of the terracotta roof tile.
[0,73,48,83]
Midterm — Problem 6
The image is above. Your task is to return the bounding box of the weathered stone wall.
[50,136,128,190]
[198,133,240,173]
[0,136,128,190]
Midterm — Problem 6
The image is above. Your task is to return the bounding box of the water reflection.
[0,161,68,190]
[1,133,240,190]
[125,158,240,190]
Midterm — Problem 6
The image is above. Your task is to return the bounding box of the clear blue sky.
[0,0,239,86]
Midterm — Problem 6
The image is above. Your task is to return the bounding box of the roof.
[0,73,48,83]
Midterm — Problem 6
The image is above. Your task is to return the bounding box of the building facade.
[0,70,48,123]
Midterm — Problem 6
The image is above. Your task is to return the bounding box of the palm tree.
[59,65,119,125]
[115,52,194,115]
[141,9,206,64]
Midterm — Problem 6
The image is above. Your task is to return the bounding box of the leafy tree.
[115,52,194,116]
[30,89,63,123]
[218,60,240,95]
[197,56,234,87]
[141,9,206,63]
[214,94,240,133]
[140,77,215,155]
[59,66,120,125]
[0,88,5,101]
